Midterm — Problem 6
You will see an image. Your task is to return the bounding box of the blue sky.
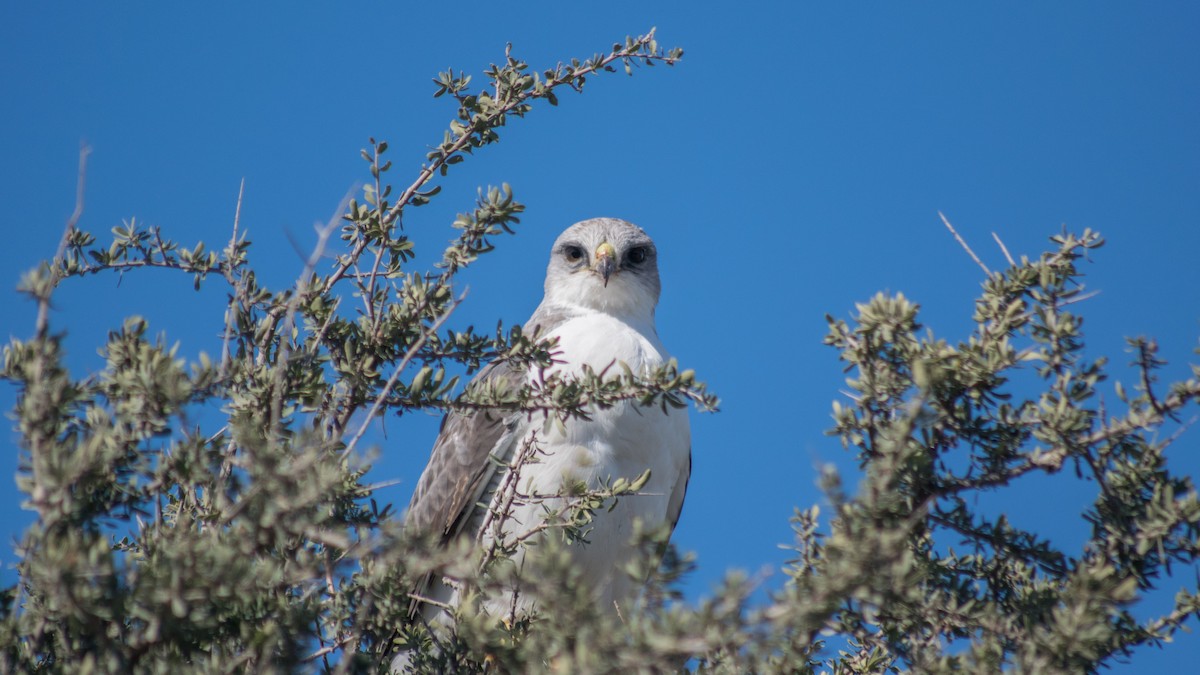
[3,2,1199,670]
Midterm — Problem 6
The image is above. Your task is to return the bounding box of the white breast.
[485,310,691,612]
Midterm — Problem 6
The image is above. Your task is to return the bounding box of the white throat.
[542,271,658,331]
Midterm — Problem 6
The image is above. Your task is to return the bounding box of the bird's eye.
[563,245,585,262]
[626,246,648,265]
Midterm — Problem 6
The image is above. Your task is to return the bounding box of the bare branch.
[38,142,92,335]
[939,211,991,276]
[218,179,245,378]
[55,141,93,263]
[991,231,1016,267]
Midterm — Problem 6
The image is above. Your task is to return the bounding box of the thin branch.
[1060,289,1100,308]
[304,636,357,664]
[63,257,208,276]
[334,593,373,675]
[350,254,375,324]
[478,433,544,562]
[323,548,337,595]
[268,192,352,432]
[991,231,1016,267]
[341,290,466,460]
[361,478,403,492]
[939,211,991,277]
[219,179,245,378]
[1161,414,1198,451]
[55,142,92,263]
[38,142,92,335]
[364,149,388,333]
[404,592,455,612]
[1135,340,1166,415]
[1080,381,1200,448]
[1143,598,1200,640]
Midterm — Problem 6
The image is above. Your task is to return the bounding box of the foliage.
[799,231,1200,672]
[3,26,1200,675]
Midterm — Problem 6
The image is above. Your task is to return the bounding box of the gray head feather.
[528,218,661,329]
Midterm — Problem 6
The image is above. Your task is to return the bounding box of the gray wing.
[404,302,575,539]
[404,360,526,542]
[665,450,691,533]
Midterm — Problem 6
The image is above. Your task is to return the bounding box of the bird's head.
[543,218,661,319]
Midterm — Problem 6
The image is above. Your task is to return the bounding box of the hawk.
[397,217,691,660]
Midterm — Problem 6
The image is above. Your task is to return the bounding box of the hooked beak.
[593,241,617,287]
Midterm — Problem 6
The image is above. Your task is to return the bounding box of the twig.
[268,193,351,432]
[38,143,92,335]
[1136,340,1166,416]
[939,211,991,277]
[341,291,466,460]
[478,433,543,557]
[304,634,359,664]
[405,592,455,612]
[1059,290,1100,308]
[1161,414,1198,451]
[350,254,375,323]
[364,149,389,332]
[991,231,1016,267]
[1143,593,1200,639]
[334,593,373,675]
[323,548,337,595]
[361,478,403,492]
[54,142,92,263]
[1081,380,1200,447]
[218,179,245,378]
